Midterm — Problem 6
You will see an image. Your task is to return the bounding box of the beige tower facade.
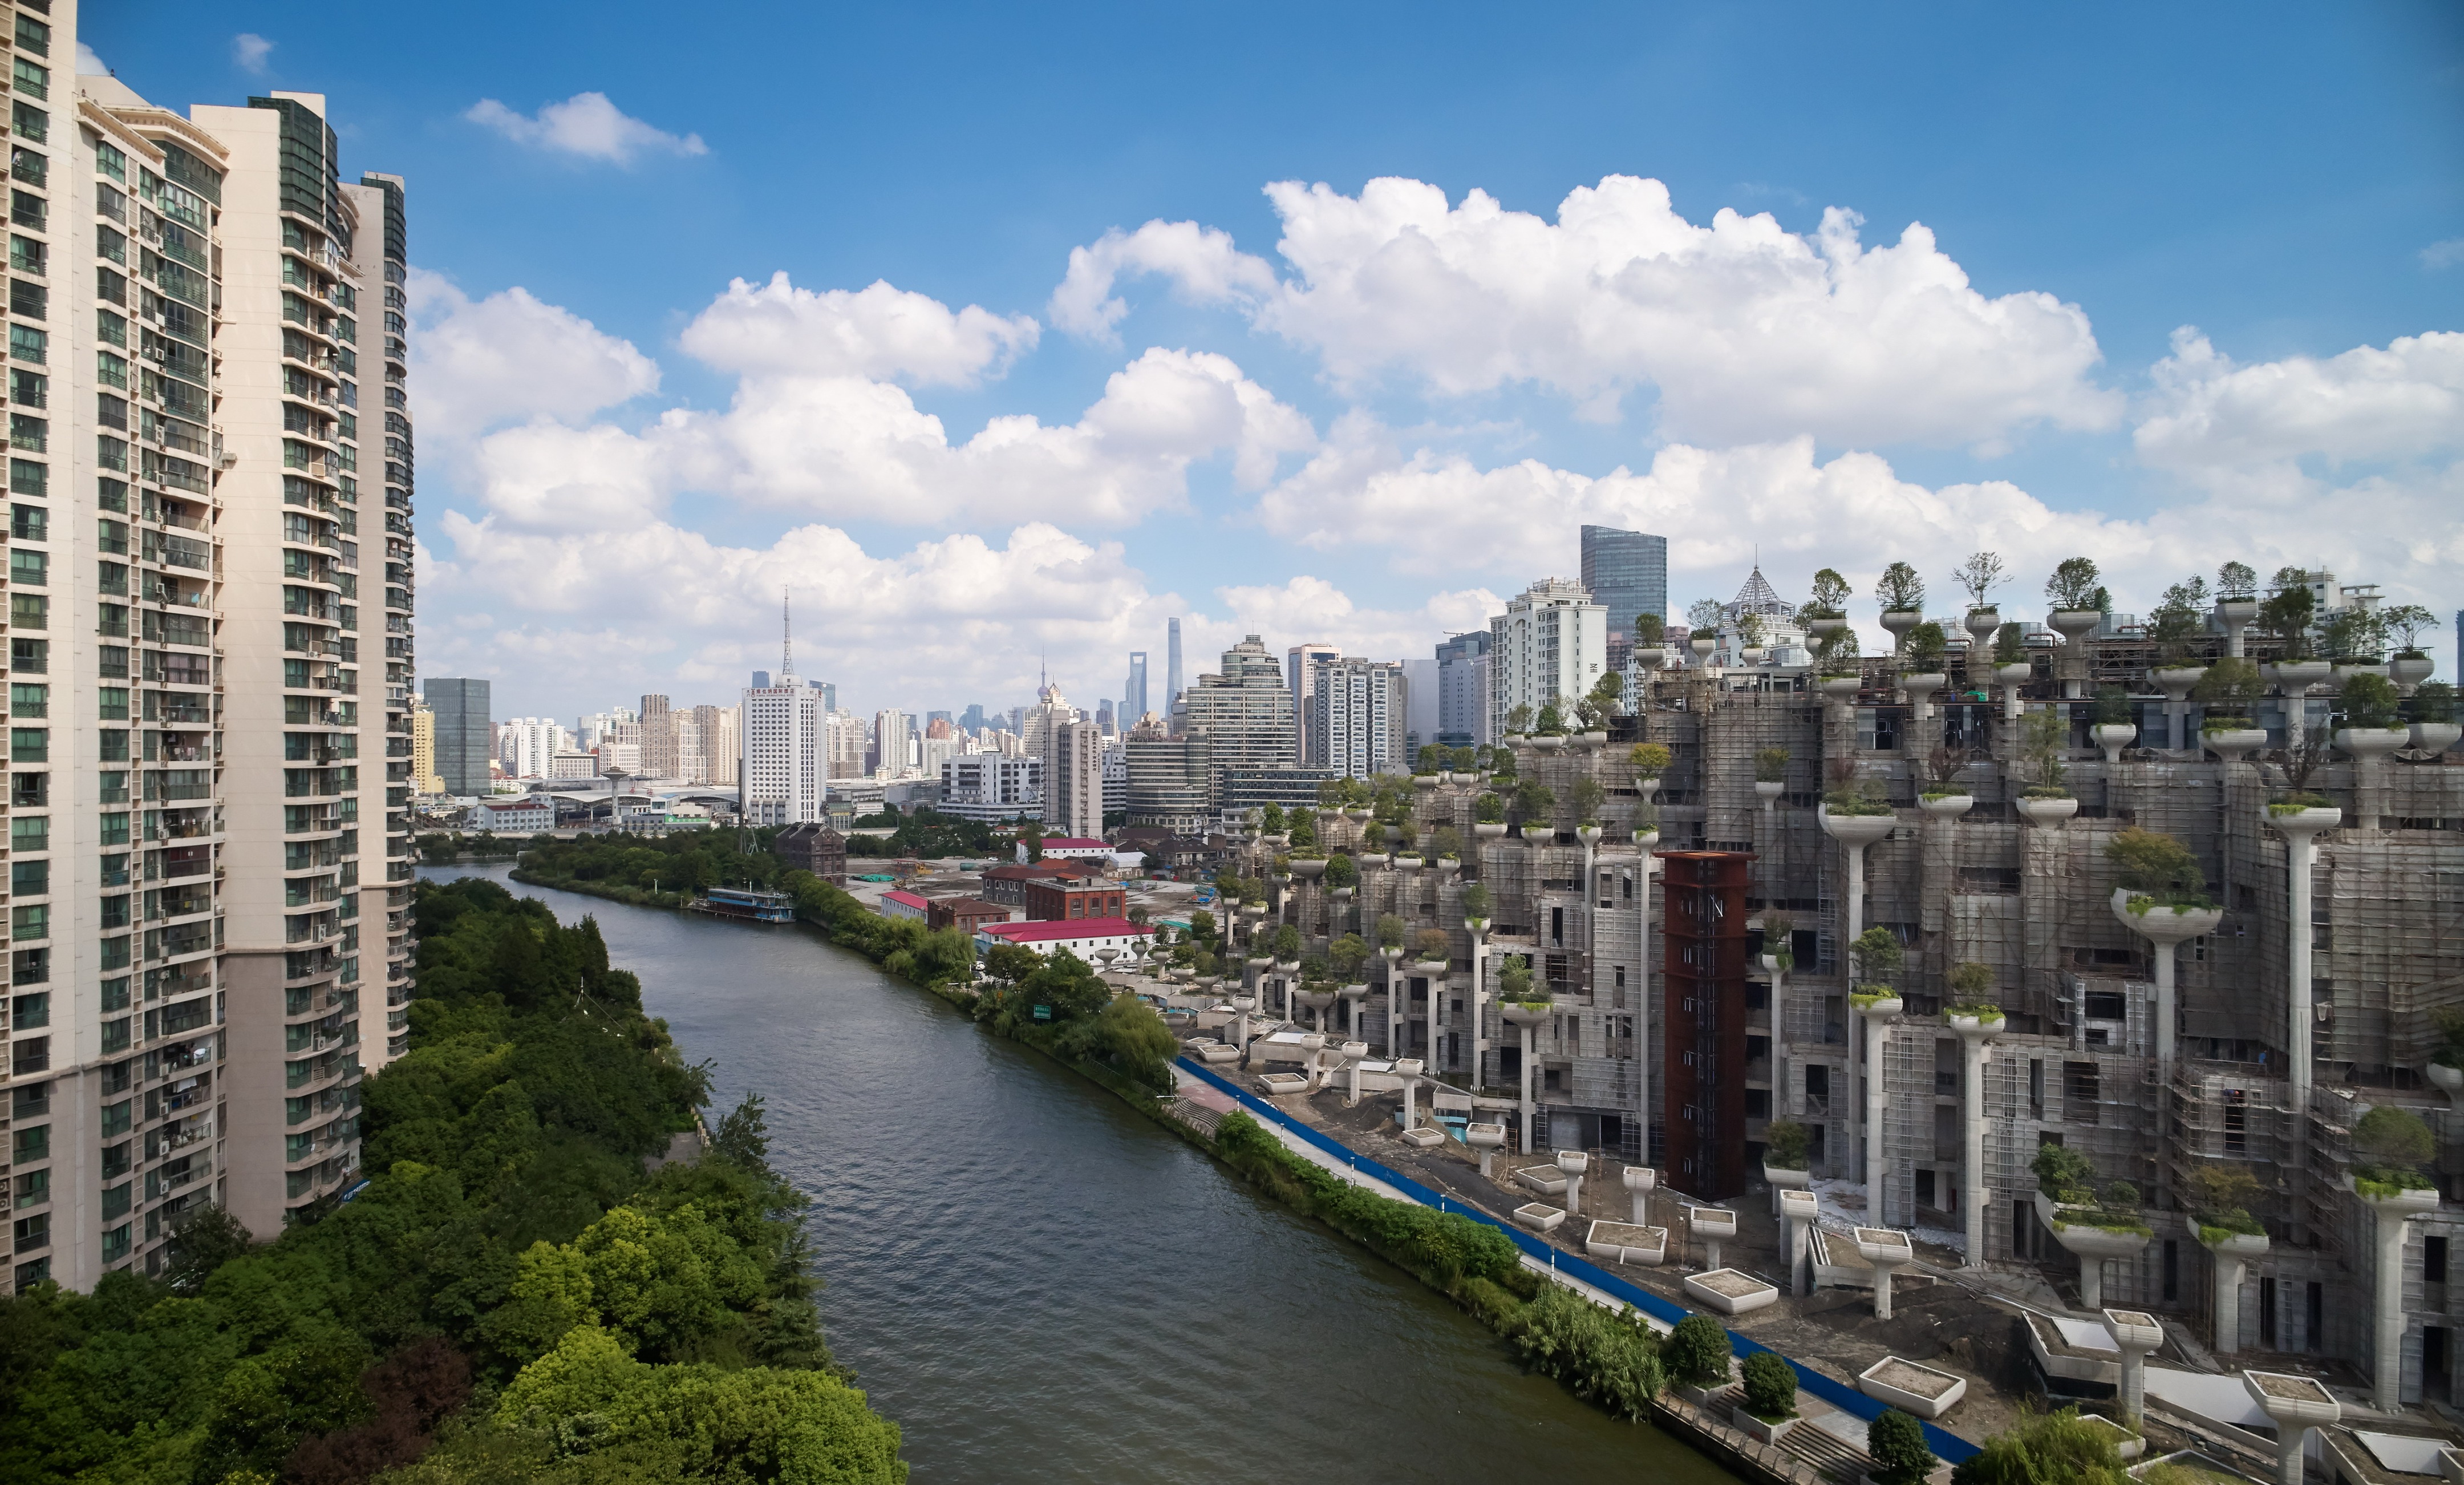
[0,27,411,1294]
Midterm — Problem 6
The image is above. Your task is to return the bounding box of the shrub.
[1569,777,1607,826]
[1461,884,1491,922]
[2194,656,2263,722]
[1993,622,2025,665]
[1268,924,1302,961]
[2092,686,2134,726]
[2105,826,2208,908]
[2354,1106,2436,1190]
[2187,1164,2265,1239]
[1630,742,1672,776]
[1635,611,1667,648]
[1510,1286,1664,1421]
[1665,1314,1732,1387]
[2416,681,2458,726]
[1322,853,1358,891]
[1764,1120,1810,1171]
[1805,568,1850,618]
[1906,621,1948,671]
[1823,782,1892,817]
[2218,560,2257,601]
[1950,1405,2127,1485]
[1514,781,1557,820]
[2337,671,2400,731]
[1878,560,1925,613]
[1868,1407,1935,1485]
[1476,791,1507,823]
[2046,556,2103,612]
[1754,746,1789,783]
[1414,928,1452,963]
[2032,1143,2099,1204]
[1740,1350,1797,1420]
[1850,926,1903,981]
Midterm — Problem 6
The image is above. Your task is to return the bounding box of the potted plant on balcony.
[2090,686,2138,761]
[2188,1163,2269,1258]
[1634,610,1671,670]
[2382,603,2438,692]
[1570,777,1607,844]
[1461,883,1492,934]
[1958,549,2007,641]
[1991,620,2032,687]
[2016,707,2078,822]
[2321,606,2389,687]
[2044,556,2109,646]
[1849,927,1904,1017]
[1801,568,1851,636]
[2350,1106,2439,1203]
[1428,824,1462,871]
[1733,1350,1800,1444]
[1413,926,1452,974]
[1945,961,2004,1032]
[1515,781,1557,843]
[2412,681,2461,756]
[1631,742,1671,798]
[2216,559,2260,639]
[1688,597,1725,665]
[1754,746,1789,802]
[1737,610,1769,666]
[1503,703,1533,743]
[2148,576,2211,698]
[2107,825,2214,913]
[1817,623,1866,698]
[1762,1118,1813,1201]
[2194,657,2267,761]
[1533,701,1569,748]
[2257,570,2327,690]
[1322,852,1359,895]
[1878,561,1926,653]
[1473,792,1509,838]
[1903,622,1951,712]
[1919,744,1975,817]
[1574,674,1620,741]
[2333,671,2409,761]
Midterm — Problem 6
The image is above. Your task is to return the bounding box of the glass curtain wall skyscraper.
[1579,525,1668,669]
[1124,651,1147,722]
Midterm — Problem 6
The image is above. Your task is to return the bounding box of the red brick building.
[981,860,1100,906]
[1022,879,1127,922]
[927,897,1014,934]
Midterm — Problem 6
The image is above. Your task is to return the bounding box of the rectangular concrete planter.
[1731,1406,1798,1444]
[2080,1413,2145,1461]
[1513,1201,1566,1233]
[1515,1165,1570,1196]
[1683,1267,1779,1314]
[1858,1355,1967,1418]
[1584,1219,1668,1266]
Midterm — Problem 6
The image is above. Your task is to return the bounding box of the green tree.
[1740,1350,1796,1419]
[1376,914,1406,950]
[1664,1314,1731,1387]
[2105,826,2207,907]
[1877,561,1925,613]
[1850,926,1903,985]
[2045,557,2104,612]
[1868,1408,1934,1485]
[1951,1405,2127,1485]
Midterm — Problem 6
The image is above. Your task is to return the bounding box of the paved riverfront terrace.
[1144,966,2464,1482]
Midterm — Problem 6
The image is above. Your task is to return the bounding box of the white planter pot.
[2335,727,2409,762]
[2110,887,2222,945]
[2390,654,2434,691]
[1917,792,1973,819]
[2093,722,2138,761]
[2048,609,2104,643]
[1805,616,1846,636]
[2202,727,2267,763]
[1521,824,1554,843]
[1731,1408,1798,1445]
[1947,1011,2005,1035]
[1472,822,1509,838]
[1880,610,1924,649]
[1289,859,1327,878]
[1965,608,2001,642]
[1819,675,1863,699]
[2198,1228,2270,1261]
[2151,665,2207,702]
[1995,662,2033,685]
[2271,659,2331,694]
[1739,647,1766,666]
[1858,1357,1968,1419]
[1818,803,1897,848]
[1531,734,1565,751]
[1634,647,1670,669]
[2413,722,2462,755]
[1754,780,1785,802]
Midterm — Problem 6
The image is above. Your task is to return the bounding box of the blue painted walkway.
[1177,1056,1979,1464]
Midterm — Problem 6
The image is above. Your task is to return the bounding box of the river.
[420,864,1732,1483]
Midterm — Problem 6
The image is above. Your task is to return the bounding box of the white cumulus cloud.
[680,273,1038,387]
[465,92,707,164]
[232,33,274,74]
[407,269,662,445]
[2135,328,2464,489]
[1054,175,2122,448]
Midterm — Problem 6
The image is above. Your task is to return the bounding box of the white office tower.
[1308,657,1409,779]
[1049,720,1105,840]
[495,717,568,780]
[740,654,822,830]
[0,44,421,1296]
[938,755,1041,823]
[1488,577,1607,737]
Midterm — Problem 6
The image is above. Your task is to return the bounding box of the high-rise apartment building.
[1049,721,1105,840]
[1579,524,1667,670]
[937,754,1040,822]
[1488,578,1607,738]
[684,704,737,786]
[496,718,569,780]
[872,709,913,779]
[424,678,490,796]
[1286,642,1339,764]
[409,698,440,794]
[0,49,419,1296]
[822,708,864,780]
[1434,631,1492,747]
[1123,652,1147,723]
[638,694,674,778]
[1181,636,1296,806]
[1308,657,1409,779]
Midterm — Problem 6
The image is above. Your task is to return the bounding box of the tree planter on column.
[2093,722,2137,763]
[1519,824,1553,843]
[2413,721,2462,755]
[1949,1010,2002,1265]
[1881,609,1924,653]
[2048,609,2103,696]
[1996,661,2032,720]
[1464,1121,1505,1178]
[2110,889,2223,1074]
[1819,674,1863,702]
[1918,791,1973,820]
[2244,1370,2339,1485]
[1903,671,1949,719]
[2152,666,2207,703]
[2032,1189,2151,1312]
[2017,794,2080,824]
[2269,659,2331,697]
[2335,726,2409,762]
[2203,726,2268,764]
[2353,1178,2442,1411]
[1502,1000,1551,1153]
[2216,596,2260,657]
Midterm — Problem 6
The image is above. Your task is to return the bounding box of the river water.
[421,865,1731,1484]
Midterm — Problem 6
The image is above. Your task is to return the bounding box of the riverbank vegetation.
[0,878,905,1484]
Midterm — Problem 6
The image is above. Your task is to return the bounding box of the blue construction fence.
[1177,1057,1979,1464]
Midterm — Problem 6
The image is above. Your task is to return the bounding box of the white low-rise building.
[975,917,1153,962]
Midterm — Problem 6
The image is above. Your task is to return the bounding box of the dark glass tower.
[1580,524,1669,665]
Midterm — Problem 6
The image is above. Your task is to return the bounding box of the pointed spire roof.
[1729,565,1793,617]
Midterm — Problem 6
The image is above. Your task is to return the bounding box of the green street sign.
[1032,1004,1051,1021]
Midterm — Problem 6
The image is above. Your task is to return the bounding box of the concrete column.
[1637,839,1659,1162]
[1956,1017,1998,1265]
[1781,1188,1818,1296]
[1624,1164,1656,1225]
[1858,1229,1911,1319]
[1466,1122,1503,1178]
[1859,996,1902,1224]
[1465,922,1490,1086]
[1342,1040,1368,1106]
[2244,1371,2339,1485]
[2366,1188,2442,1412]
[1559,1148,1587,1220]
[1380,947,1403,1056]
[2102,1309,2163,1425]
[1822,810,1894,1184]
[1691,1206,1736,1271]
[1396,1058,1423,1131]
[2203,1233,2268,1355]
[2268,807,2341,1177]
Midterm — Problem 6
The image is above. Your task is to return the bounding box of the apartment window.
[10,727,45,762]
[10,859,42,896]
[11,58,47,100]
[9,816,43,851]
[10,992,46,1029]
[95,139,123,181]
[14,15,49,57]
[13,1168,48,1208]
[97,307,124,346]
[8,279,44,321]
[10,458,44,496]
[12,771,44,808]
[11,102,45,145]
[98,687,128,722]
[9,189,43,230]
[10,683,43,717]
[9,324,45,364]
[10,593,43,629]
[8,639,38,675]
[10,551,45,587]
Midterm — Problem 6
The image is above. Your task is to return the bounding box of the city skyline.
[74,3,2459,722]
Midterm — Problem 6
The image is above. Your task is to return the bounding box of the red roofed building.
[982,859,1100,906]
[974,917,1153,961]
[880,889,930,922]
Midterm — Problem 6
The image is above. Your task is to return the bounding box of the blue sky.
[88,2,2464,721]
